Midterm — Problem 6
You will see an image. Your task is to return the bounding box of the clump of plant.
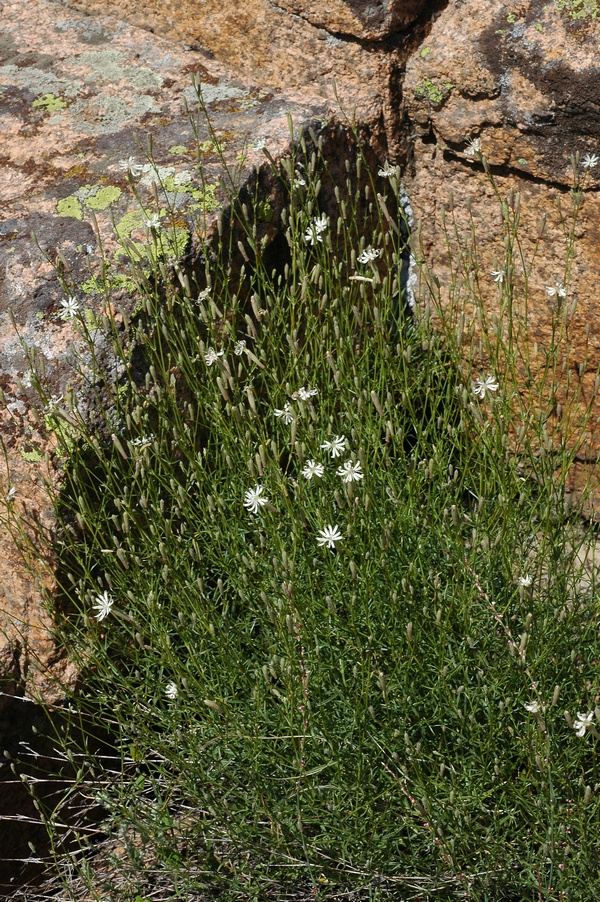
[6,122,600,901]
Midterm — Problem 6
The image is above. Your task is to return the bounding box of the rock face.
[404,0,600,182]
[273,0,429,40]
[56,0,406,111]
[399,0,600,491]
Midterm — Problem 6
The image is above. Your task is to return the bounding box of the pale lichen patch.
[75,50,164,91]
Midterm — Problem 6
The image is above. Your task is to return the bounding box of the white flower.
[357,247,382,265]
[519,574,533,587]
[302,460,324,480]
[582,152,599,170]
[274,403,294,424]
[165,681,178,700]
[546,280,567,298]
[295,387,318,401]
[465,137,482,156]
[316,524,343,548]
[378,162,396,177]
[197,287,211,301]
[234,340,246,355]
[337,460,364,483]
[59,296,80,319]
[43,394,62,414]
[131,434,156,448]
[304,214,328,245]
[490,269,505,283]
[292,173,306,187]
[244,485,269,514]
[524,700,542,714]
[252,137,267,151]
[119,156,144,177]
[320,435,347,458]
[92,591,114,622]
[204,348,224,366]
[144,213,162,230]
[5,486,16,503]
[472,375,499,399]
[573,711,594,738]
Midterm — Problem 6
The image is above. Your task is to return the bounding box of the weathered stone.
[400,0,600,491]
[56,0,397,112]
[403,0,600,182]
[273,0,429,40]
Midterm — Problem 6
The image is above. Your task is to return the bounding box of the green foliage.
[12,124,600,901]
[255,198,274,222]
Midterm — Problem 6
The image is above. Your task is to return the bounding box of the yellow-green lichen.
[162,174,191,194]
[420,46,432,58]
[168,145,189,155]
[256,200,273,223]
[44,416,78,456]
[20,448,44,462]
[160,226,191,260]
[81,272,139,296]
[199,138,226,155]
[414,78,454,106]
[188,182,219,213]
[32,93,67,112]
[81,185,122,210]
[114,209,147,241]
[113,209,190,265]
[57,196,84,220]
[555,0,598,17]
[56,185,122,219]
[81,276,102,295]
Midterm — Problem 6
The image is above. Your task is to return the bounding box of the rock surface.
[400,0,600,491]
[273,0,428,40]
[56,0,406,110]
